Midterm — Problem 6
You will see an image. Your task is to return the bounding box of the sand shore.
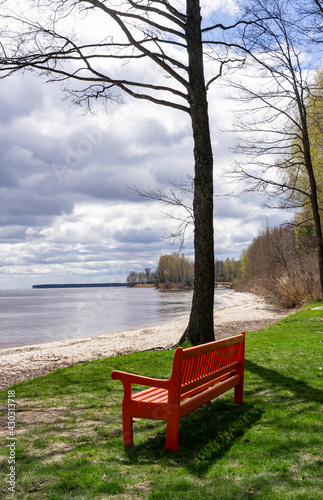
[0,292,290,390]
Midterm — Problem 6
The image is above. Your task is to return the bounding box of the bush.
[235,226,321,308]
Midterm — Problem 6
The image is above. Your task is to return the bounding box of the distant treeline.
[127,253,240,288]
[32,283,128,289]
[214,258,240,283]
[127,268,156,286]
[127,253,194,287]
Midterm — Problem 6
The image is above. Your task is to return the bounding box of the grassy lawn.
[0,302,322,499]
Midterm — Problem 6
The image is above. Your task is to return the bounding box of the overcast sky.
[0,1,292,289]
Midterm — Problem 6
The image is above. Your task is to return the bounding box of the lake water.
[0,287,232,350]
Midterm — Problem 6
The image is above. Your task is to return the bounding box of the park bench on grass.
[111,332,245,451]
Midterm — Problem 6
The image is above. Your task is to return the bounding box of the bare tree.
[227,0,323,297]
[127,177,195,250]
[0,0,241,344]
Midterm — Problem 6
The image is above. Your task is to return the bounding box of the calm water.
[0,287,232,350]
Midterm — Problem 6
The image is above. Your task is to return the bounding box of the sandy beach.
[0,292,291,390]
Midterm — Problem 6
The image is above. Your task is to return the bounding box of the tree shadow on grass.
[245,359,323,403]
[125,400,263,476]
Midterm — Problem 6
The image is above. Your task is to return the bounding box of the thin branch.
[124,0,187,26]
[313,0,323,15]
[83,0,186,37]
[202,17,268,33]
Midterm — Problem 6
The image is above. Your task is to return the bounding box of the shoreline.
[0,292,291,390]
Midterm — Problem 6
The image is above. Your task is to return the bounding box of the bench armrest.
[111,370,170,390]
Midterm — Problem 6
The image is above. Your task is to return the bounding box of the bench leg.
[234,382,243,404]
[122,413,133,447]
[165,415,180,451]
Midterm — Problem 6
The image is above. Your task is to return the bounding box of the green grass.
[0,302,322,499]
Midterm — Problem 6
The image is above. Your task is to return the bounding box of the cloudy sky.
[0,1,291,289]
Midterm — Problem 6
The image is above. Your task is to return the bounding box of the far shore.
[0,292,291,391]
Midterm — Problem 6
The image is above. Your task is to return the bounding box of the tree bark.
[309,188,323,298]
[302,129,323,297]
[179,0,215,345]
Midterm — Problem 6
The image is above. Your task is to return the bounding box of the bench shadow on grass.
[245,359,323,403]
[125,400,263,476]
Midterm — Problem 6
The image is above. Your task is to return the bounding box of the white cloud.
[201,0,240,17]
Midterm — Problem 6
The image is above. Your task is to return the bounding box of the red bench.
[111,332,245,451]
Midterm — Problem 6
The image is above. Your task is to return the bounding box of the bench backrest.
[179,333,245,400]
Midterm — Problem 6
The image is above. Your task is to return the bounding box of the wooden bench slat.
[180,370,237,400]
[182,334,244,359]
[181,346,240,386]
[137,394,166,404]
[132,387,165,400]
[140,393,168,405]
[181,364,240,397]
[179,374,241,418]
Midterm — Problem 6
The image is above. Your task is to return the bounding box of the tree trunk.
[295,84,323,298]
[179,0,215,345]
[303,137,323,297]
[311,194,323,298]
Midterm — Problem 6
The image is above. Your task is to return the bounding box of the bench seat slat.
[137,394,168,405]
[132,386,164,398]
[132,387,167,404]
[134,399,168,409]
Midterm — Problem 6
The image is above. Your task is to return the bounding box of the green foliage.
[127,268,155,285]
[1,305,322,499]
[127,254,194,287]
[238,249,251,280]
[284,66,323,244]
[156,252,194,286]
[214,258,240,283]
